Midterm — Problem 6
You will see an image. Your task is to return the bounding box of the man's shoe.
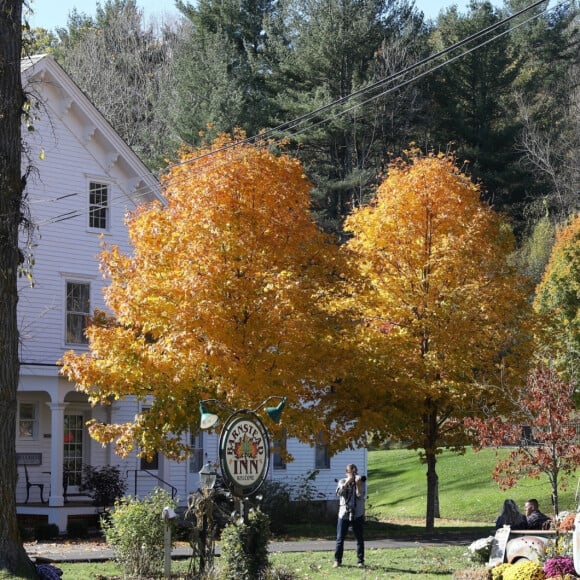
[333,561,341,568]
[357,562,364,568]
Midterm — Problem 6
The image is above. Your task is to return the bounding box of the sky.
[28,0,502,31]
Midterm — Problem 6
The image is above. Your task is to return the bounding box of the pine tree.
[267,0,427,234]
[428,2,524,219]
[169,0,278,146]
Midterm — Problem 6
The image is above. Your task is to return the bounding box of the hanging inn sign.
[219,410,270,497]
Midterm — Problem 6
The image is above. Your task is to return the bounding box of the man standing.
[525,499,551,530]
[334,463,366,568]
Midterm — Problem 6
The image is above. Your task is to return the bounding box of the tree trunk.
[425,448,439,532]
[424,400,440,532]
[552,471,559,517]
[0,1,38,577]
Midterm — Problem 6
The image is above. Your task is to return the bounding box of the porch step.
[64,493,91,503]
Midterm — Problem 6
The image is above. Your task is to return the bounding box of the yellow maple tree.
[342,151,537,531]
[534,213,580,382]
[60,133,350,460]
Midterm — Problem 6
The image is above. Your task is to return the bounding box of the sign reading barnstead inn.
[219,411,270,497]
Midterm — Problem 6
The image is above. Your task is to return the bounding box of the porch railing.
[126,469,178,500]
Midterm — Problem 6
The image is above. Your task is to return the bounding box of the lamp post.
[199,461,217,493]
[196,461,218,575]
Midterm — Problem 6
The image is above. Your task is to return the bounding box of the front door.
[64,414,85,495]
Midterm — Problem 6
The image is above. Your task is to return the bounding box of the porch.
[17,499,99,535]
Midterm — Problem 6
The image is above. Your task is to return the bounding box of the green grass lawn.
[367,446,579,524]
[57,546,469,579]
[43,447,580,579]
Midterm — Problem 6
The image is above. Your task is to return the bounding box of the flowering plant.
[544,556,576,578]
[543,534,574,562]
[467,536,495,564]
[503,560,545,580]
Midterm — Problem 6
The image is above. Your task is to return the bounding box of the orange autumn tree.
[61,134,353,460]
[343,151,536,531]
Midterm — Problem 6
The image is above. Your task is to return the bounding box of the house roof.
[21,53,165,206]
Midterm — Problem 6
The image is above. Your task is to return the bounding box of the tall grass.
[367,446,580,524]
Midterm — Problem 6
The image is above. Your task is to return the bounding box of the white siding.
[16,55,366,518]
[19,110,136,366]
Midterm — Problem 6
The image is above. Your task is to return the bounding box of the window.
[89,181,109,230]
[19,403,38,439]
[140,453,159,470]
[272,431,287,470]
[66,282,90,345]
[139,407,159,470]
[189,432,204,474]
[315,432,330,469]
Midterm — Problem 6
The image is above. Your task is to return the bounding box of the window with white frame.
[66,281,90,345]
[314,431,330,469]
[89,181,109,230]
[18,402,39,439]
[139,407,159,470]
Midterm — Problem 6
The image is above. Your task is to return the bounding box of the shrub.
[257,480,293,533]
[80,464,127,508]
[491,563,511,579]
[557,513,576,532]
[543,535,574,562]
[19,526,34,542]
[101,487,177,578]
[258,471,330,529]
[219,508,270,579]
[34,523,59,541]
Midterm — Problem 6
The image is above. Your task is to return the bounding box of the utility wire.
[161,0,550,174]
[156,0,555,195]
[35,0,562,225]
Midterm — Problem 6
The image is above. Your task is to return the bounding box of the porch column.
[48,402,66,507]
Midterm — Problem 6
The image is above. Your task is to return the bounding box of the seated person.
[525,499,551,530]
[495,499,528,530]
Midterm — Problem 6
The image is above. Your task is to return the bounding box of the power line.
[33,0,563,226]
[161,0,551,176]
[155,0,557,198]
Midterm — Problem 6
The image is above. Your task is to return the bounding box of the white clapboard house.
[16,54,367,533]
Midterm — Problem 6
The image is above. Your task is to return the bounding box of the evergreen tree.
[508,0,580,222]
[428,1,524,221]
[169,0,278,146]
[268,0,427,233]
